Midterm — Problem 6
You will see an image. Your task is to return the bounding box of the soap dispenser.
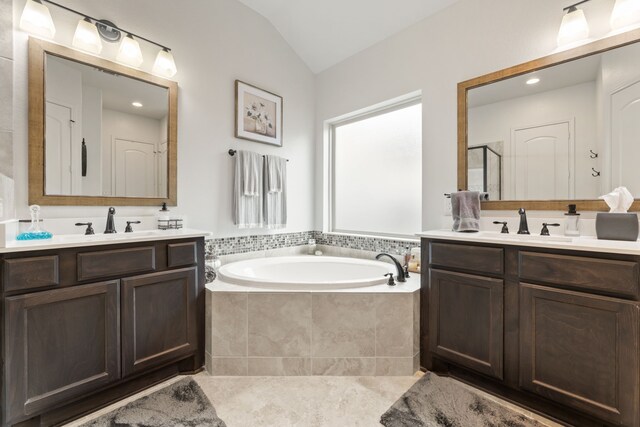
[564,204,580,237]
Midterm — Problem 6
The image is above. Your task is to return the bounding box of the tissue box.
[595,213,639,241]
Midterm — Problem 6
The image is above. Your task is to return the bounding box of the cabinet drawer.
[168,242,197,268]
[78,246,156,282]
[430,242,503,275]
[4,255,59,292]
[519,251,639,299]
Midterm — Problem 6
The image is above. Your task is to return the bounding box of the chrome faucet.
[517,208,530,235]
[376,253,406,283]
[105,207,117,234]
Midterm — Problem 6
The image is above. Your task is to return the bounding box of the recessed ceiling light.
[132,101,143,107]
[526,78,540,85]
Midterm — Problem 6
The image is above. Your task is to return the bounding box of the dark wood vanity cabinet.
[429,269,504,380]
[422,238,640,427]
[520,283,639,426]
[122,268,198,376]
[5,281,121,421]
[1,237,205,426]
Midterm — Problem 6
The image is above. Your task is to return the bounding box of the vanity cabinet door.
[520,283,640,426]
[429,269,504,379]
[121,267,198,376]
[4,281,120,424]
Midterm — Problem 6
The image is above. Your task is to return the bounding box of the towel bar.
[228,149,289,162]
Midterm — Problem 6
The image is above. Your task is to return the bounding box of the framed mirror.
[458,28,640,211]
[28,37,178,206]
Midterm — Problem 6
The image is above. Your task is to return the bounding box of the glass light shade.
[72,18,102,54]
[19,0,55,39]
[610,0,640,30]
[557,8,589,47]
[153,49,177,78]
[117,34,144,67]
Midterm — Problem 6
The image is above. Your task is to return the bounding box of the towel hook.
[591,168,601,177]
[589,149,598,159]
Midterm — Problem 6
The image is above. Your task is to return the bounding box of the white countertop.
[0,228,212,254]
[417,230,640,256]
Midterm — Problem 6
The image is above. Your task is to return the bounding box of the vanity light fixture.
[153,48,177,78]
[526,77,540,85]
[132,101,143,108]
[557,1,591,48]
[117,34,144,68]
[72,17,102,54]
[19,0,56,39]
[19,0,178,77]
[610,0,640,30]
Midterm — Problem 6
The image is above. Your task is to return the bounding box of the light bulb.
[72,18,102,54]
[610,0,640,30]
[19,0,56,39]
[557,7,589,47]
[153,48,177,78]
[117,34,143,68]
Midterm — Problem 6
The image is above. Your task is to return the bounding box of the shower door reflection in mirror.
[44,53,169,198]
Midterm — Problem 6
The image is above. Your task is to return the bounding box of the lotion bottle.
[564,204,580,237]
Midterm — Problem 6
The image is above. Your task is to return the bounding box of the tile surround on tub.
[205,231,419,258]
[205,290,420,376]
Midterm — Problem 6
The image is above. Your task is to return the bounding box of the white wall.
[12,0,315,236]
[469,82,598,200]
[315,0,620,231]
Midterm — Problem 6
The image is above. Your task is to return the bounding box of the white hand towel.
[265,155,283,193]
[241,150,261,196]
[233,150,263,228]
[264,155,287,228]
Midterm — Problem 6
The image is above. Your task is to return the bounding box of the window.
[330,99,422,238]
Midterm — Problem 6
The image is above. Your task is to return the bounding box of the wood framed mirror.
[458,28,640,211]
[28,37,178,206]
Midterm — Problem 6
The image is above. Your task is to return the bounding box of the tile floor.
[66,372,560,427]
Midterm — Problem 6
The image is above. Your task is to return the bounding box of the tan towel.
[451,191,480,232]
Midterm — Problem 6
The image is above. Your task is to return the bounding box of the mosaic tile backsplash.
[205,231,419,257]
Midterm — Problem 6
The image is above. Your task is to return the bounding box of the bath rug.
[79,377,226,427]
[380,372,546,427]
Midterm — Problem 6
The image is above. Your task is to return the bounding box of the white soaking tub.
[206,255,421,377]
[216,255,395,290]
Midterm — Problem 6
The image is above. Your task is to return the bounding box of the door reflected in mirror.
[466,41,640,201]
[44,53,169,198]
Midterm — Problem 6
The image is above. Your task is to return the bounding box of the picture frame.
[235,80,283,147]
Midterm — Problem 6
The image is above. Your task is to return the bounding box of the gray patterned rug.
[380,372,547,427]
[80,378,226,427]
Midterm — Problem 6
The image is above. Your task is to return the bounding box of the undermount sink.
[56,230,166,243]
[476,231,573,243]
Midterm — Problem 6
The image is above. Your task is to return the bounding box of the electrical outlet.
[443,198,452,216]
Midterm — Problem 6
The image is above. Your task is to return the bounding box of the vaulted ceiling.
[236,0,461,73]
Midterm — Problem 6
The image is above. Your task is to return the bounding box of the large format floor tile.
[65,372,560,427]
[195,374,418,427]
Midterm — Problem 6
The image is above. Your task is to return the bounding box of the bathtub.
[206,255,421,376]
[217,255,394,290]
